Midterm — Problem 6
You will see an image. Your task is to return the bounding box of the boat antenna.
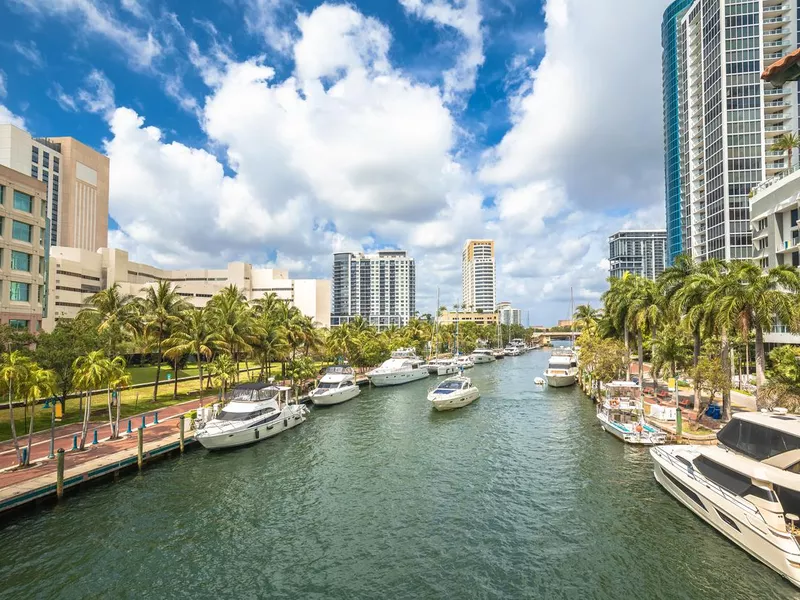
[570,286,574,349]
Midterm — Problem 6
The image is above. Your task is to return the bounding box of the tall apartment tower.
[669,0,799,262]
[608,230,668,281]
[662,0,695,264]
[461,239,496,312]
[331,250,416,329]
[0,124,109,251]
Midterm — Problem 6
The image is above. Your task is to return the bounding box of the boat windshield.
[438,381,465,390]
[317,382,339,390]
[718,418,800,461]
[218,407,276,421]
[325,366,353,375]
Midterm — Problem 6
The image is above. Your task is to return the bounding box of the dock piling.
[92,429,98,445]
[126,419,132,434]
[56,449,65,499]
[137,427,144,470]
[154,411,159,425]
[141,415,146,429]
[179,415,185,453]
[21,448,27,466]
[71,435,77,451]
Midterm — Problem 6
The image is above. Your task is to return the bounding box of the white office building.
[608,230,668,281]
[673,0,799,262]
[331,250,415,329]
[497,301,522,327]
[462,239,496,313]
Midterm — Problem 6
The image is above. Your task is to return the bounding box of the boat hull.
[196,407,307,450]
[428,388,480,411]
[651,447,800,589]
[437,365,459,376]
[470,354,496,364]
[311,385,361,406]
[368,369,429,387]
[597,412,665,445]
[544,371,577,387]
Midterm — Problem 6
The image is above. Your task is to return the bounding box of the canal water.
[1,350,797,599]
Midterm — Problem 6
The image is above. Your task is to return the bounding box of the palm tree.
[209,286,254,381]
[770,133,800,171]
[109,360,132,439]
[603,273,638,380]
[626,276,662,387]
[72,350,110,450]
[139,281,186,402]
[164,307,223,395]
[22,365,57,465]
[209,354,237,397]
[573,304,601,331]
[0,351,31,465]
[80,283,138,356]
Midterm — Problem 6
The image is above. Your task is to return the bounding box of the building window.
[31,147,38,163]
[793,209,800,227]
[0,217,4,237]
[11,251,31,272]
[40,199,47,218]
[8,319,28,330]
[53,157,59,173]
[0,185,3,204]
[11,221,32,243]
[38,256,44,275]
[10,282,30,302]
[43,152,49,168]
[42,170,48,184]
[39,228,43,246]
[37,285,43,304]
[30,165,38,179]
[13,191,33,213]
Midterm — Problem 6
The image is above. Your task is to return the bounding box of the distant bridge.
[532,331,579,339]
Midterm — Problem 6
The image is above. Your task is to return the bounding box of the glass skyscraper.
[662,0,694,265]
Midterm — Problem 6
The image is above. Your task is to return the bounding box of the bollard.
[56,449,65,499]
[179,415,185,453]
[676,408,683,442]
[137,427,144,470]
[92,429,98,445]
[154,411,159,425]
[72,434,78,451]
[21,447,27,466]
[126,419,132,434]
[141,415,146,429]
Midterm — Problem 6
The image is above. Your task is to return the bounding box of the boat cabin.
[432,378,471,394]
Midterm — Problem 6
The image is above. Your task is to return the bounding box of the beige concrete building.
[0,165,48,333]
[44,247,331,331]
[0,124,109,251]
[438,310,497,326]
[462,239,496,313]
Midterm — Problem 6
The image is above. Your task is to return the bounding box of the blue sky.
[0,0,670,323]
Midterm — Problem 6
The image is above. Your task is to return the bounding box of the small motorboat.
[427,376,480,411]
[597,382,666,445]
[455,355,474,369]
[533,377,546,386]
[311,365,361,406]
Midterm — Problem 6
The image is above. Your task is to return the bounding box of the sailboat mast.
[431,287,440,359]
[570,287,574,349]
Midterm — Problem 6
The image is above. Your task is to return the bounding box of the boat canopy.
[230,383,290,402]
[324,365,355,375]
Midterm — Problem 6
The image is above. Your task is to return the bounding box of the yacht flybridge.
[651,410,800,588]
[311,366,360,406]
[367,348,429,387]
[195,383,308,450]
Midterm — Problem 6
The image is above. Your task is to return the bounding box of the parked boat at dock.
[311,366,361,406]
[651,410,800,589]
[455,355,474,369]
[597,381,665,445]
[195,383,308,450]
[367,348,429,387]
[543,348,578,387]
[427,376,480,411]
[426,358,459,376]
[470,348,496,364]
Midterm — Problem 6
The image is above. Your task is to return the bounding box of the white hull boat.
[368,348,429,387]
[195,384,308,450]
[311,366,361,406]
[544,371,577,387]
[426,358,459,376]
[470,349,496,364]
[455,356,474,369]
[597,381,666,445]
[544,348,578,387]
[427,376,480,411]
[597,411,666,445]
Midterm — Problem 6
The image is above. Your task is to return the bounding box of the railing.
[751,161,800,195]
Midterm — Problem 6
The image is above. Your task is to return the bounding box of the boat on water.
[311,366,361,406]
[492,349,506,359]
[597,381,666,445]
[534,377,545,386]
[195,383,308,450]
[651,409,800,588]
[544,348,578,387]
[504,345,521,356]
[367,348,429,387]
[470,348,496,364]
[427,375,480,411]
[426,358,459,376]
[455,355,474,369]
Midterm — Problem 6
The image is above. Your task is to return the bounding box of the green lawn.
[126,361,255,385]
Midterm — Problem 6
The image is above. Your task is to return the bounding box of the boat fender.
[255,429,260,439]
[284,419,288,428]
[635,424,643,434]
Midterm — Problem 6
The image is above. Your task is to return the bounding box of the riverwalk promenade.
[0,397,208,516]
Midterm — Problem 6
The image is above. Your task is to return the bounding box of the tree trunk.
[197,352,203,396]
[745,340,751,384]
[106,386,114,439]
[8,385,21,465]
[693,382,701,413]
[173,359,179,399]
[153,330,162,402]
[754,324,766,391]
[114,389,122,439]
[637,332,644,390]
[624,323,630,381]
[692,329,700,368]
[25,401,35,466]
[79,392,92,450]
[721,330,731,422]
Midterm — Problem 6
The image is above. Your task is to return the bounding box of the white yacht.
[426,358,459,376]
[367,348,429,387]
[597,381,666,445]
[544,348,578,387]
[492,349,506,360]
[195,383,308,450]
[470,348,496,364]
[311,366,361,406]
[455,355,474,369]
[651,410,800,588]
[427,376,480,411]
[504,345,521,356]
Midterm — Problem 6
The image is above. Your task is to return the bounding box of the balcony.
[764,100,790,109]
[765,87,789,96]
[763,16,790,26]
[764,39,791,48]
[765,124,790,132]
[763,4,790,14]
[765,112,792,122]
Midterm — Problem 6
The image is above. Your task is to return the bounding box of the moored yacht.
[195,383,308,450]
[311,365,361,406]
[504,345,521,356]
[470,348,496,364]
[367,348,429,387]
[427,376,480,411]
[651,410,800,588]
[544,348,578,387]
[426,358,459,376]
[492,349,506,360]
[455,355,474,369]
[597,382,666,445]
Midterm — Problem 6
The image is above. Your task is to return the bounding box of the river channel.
[0,349,797,599]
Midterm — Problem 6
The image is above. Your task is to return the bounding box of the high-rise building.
[662,0,695,264]
[461,239,496,313]
[0,124,109,251]
[669,0,798,262]
[331,250,415,329]
[0,165,48,333]
[496,301,522,327]
[608,230,667,281]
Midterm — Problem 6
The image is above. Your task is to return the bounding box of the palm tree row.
[582,256,800,421]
